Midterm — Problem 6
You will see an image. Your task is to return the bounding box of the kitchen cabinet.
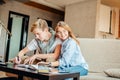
[98,4,111,33]
[98,4,120,38]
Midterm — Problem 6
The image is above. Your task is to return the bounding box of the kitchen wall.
[65,0,98,38]
[65,0,120,39]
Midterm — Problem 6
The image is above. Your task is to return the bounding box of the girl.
[49,21,88,76]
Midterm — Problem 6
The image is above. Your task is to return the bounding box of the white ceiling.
[30,0,88,11]
[30,0,120,11]
[44,0,87,7]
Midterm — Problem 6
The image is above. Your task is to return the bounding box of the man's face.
[32,28,45,41]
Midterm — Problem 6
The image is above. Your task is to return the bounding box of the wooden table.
[0,63,80,80]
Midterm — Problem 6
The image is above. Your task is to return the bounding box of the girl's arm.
[37,44,61,60]
[50,61,59,67]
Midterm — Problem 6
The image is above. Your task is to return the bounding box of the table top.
[0,63,80,80]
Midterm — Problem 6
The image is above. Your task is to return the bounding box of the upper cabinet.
[65,0,120,39]
[111,7,119,38]
[98,4,111,33]
[98,4,120,38]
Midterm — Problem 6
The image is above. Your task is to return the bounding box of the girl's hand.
[37,61,49,65]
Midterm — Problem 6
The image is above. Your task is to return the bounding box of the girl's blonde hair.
[31,19,48,32]
[55,21,80,45]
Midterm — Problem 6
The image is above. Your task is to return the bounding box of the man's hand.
[10,56,21,64]
[24,54,38,64]
[24,57,30,64]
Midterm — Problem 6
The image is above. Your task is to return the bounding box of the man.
[14,19,61,64]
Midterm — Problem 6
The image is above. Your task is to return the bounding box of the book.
[16,64,38,71]
[0,62,7,66]
[38,65,50,73]
[16,64,50,73]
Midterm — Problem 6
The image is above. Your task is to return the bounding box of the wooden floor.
[0,71,7,78]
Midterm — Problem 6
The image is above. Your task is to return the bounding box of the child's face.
[56,27,69,41]
[32,28,45,41]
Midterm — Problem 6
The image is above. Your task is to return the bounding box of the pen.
[17,56,19,61]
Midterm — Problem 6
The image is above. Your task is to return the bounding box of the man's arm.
[18,47,30,58]
[12,47,30,64]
